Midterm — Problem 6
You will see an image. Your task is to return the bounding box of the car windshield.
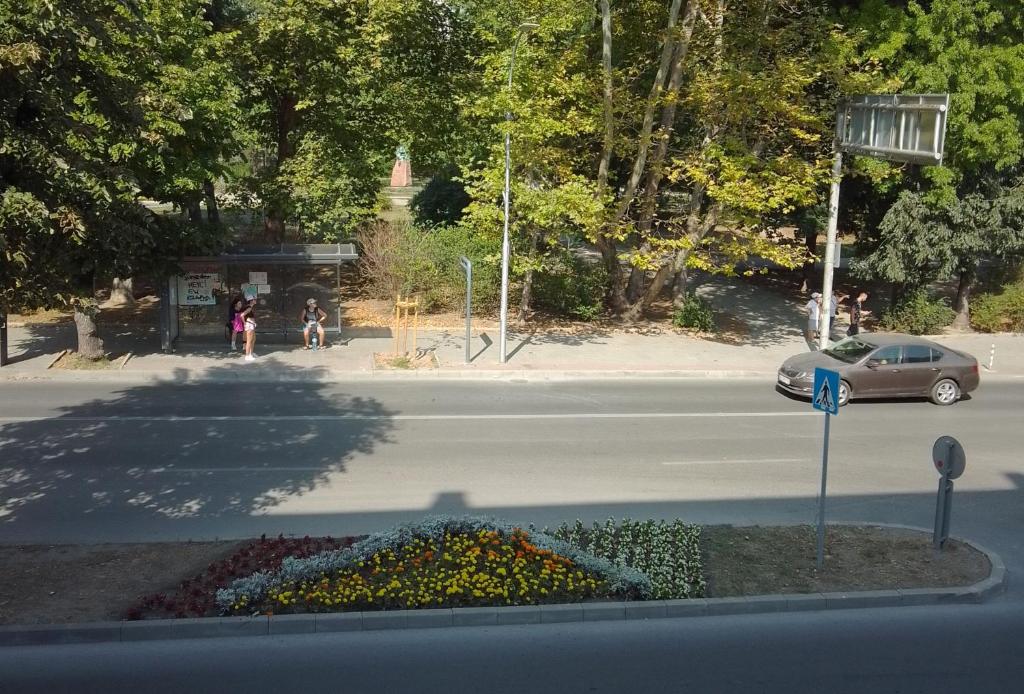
[822,337,876,363]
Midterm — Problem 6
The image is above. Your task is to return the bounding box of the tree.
[457,0,872,321]
[0,1,228,356]
[849,0,1024,325]
[229,0,474,242]
[854,186,1024,328]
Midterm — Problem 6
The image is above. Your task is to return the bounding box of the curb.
[0,527,1006,647]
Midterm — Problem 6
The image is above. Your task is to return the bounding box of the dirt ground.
[0,542,241,626]
[0,526,992,625]
[703,525,990,597]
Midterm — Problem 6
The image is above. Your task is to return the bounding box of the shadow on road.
[0,359,395,537]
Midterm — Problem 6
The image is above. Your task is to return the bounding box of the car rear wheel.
[930,378,960,406]
[838,380,851,407]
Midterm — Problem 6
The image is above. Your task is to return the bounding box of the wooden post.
[412,299,419,356]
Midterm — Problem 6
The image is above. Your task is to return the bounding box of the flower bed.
[217,516,654,615]
[130,535,351,619]
[546,518,705,599]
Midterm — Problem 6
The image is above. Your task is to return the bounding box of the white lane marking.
[0,411,817,423]
[662,458,806,466]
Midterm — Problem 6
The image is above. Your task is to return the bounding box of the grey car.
[777,334,980,406]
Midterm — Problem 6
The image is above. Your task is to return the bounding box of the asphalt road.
[1,378,1022,578]
[1,604,1022,693]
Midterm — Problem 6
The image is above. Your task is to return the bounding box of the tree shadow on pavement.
[0,359,395,542]
[693,274,809,349]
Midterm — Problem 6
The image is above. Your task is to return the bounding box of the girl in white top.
[240,299,257,361]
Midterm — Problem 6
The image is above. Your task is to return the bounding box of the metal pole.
[0,311,8,367]
[818,143,843,350]
[498,23,536,364]
[460,257,472,364]
[816,412,831,569]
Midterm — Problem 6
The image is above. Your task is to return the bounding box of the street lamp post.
[498,21,538,364]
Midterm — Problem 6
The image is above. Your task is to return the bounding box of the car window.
[822,338,875,364]
[931,348,944,362]
[902,345,932,364]
[869,346,901,365]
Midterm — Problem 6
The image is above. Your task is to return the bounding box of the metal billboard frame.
[816,93,949,351]
[838,94,949,166]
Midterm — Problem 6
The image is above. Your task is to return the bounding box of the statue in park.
[390,144,412,187]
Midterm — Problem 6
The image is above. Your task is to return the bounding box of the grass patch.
[54,353,114,370]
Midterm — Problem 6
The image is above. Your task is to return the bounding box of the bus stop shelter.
[160,243,358,352]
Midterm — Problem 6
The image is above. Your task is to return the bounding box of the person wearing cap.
[804,292,822,347]
[299,298,327,349]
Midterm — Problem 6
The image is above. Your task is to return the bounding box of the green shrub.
[879,289,955,335]
[532,251,608,321]
[672,292,716,332]
[971,281,1024,332]
[356,221,499,312]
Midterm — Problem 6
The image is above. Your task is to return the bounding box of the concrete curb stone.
[0,526,1007,647]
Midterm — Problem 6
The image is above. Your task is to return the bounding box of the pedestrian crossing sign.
[812,368,840,415]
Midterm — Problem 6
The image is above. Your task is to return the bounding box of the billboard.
[838,94,949,166]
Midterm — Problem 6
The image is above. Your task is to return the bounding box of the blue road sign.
[812,367,840,415]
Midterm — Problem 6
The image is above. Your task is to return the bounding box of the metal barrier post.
[459,257,472,364]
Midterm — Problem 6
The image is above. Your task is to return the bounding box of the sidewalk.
[2,319,1022,383]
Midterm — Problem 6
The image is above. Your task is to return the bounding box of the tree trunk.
[109,278,135,306]
[203,180,220,224]
[518,231,541,324]
[597,0,614,194]
[73,308,104,360]
[672,258,689,307]
[265,93,299,243]
[800,229,817,293]
[187,199,202,223]
[953,269,973,330]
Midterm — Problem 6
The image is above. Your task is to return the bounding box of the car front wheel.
[838,380,851,407]
[930,378,960,406]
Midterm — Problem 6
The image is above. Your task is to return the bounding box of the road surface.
[1,379,1021,583]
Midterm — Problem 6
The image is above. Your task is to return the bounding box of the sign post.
[932,435,966,550]
[0,311,7,367]
[818,94,949,350]
[812,367,840,569]
[459,256,472,364]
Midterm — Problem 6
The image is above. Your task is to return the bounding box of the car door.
[898,344,941,395]
[853,345,902,397]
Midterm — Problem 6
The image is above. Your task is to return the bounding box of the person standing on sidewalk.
[805,292,822,348]
[228,297,245,352]
[240,298,258,361]
[829,291,847,341]
[848,290,869,336]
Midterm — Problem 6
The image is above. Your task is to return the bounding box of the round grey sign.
[932,435,966,480]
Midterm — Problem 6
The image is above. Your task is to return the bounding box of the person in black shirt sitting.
[299,298,327,349]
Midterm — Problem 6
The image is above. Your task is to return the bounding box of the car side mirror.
[866,359,880,369]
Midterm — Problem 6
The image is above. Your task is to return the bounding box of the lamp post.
[498,20,538,364]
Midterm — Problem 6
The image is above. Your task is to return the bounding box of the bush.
[532,251,608,321]
[879,289,955,335]
[971,280,1024,332]
[672,292,716,332]
[356,221,499,312]
[410,166,470,228]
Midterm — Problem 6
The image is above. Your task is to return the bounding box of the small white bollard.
[988,343,996,371]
